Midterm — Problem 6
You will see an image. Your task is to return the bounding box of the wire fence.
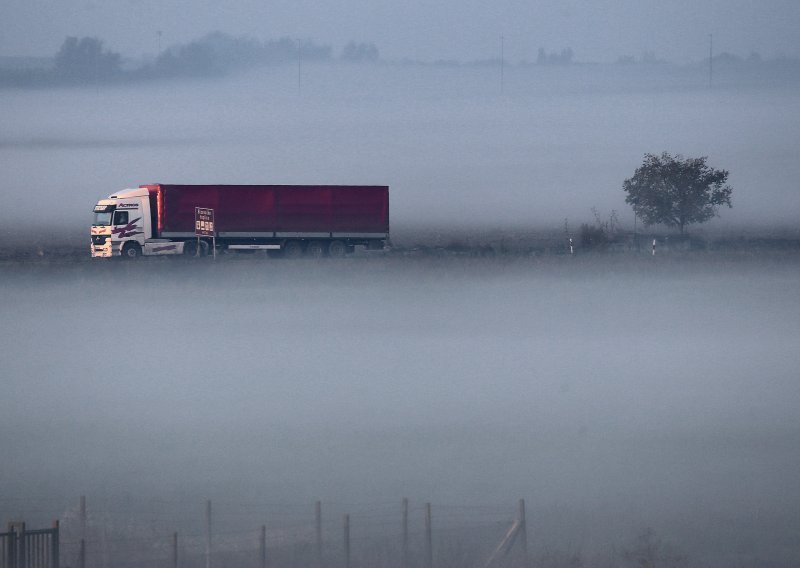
[1,497,528,568]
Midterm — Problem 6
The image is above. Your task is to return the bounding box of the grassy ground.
[1,224,799,264]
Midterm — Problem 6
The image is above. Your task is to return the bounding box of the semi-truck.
[91,184,389,259]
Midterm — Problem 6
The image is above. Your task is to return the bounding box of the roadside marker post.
[195,207,216,259]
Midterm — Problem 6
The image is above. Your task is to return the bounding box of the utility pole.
[500,35,505,95]
[79,496,86,568]
[94,47,99,95]
[342,514,350,568]
[518,499,528,567]
[205,500,212,568]
[401,498,409,568]
[315,500,322,568]
[709,33,713,88]
[260,526,266,568]
[298,39,303,95]
[424,503,432,568]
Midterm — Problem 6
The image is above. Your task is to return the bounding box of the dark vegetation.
[3,32,800,87]
[341,41,381,63]
[148,33,334,79]
[536,47,575,65]
[623,153,733,235]
[0,33,376,87]
[54,36,123,81]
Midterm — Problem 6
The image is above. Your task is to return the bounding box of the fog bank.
[1,256,799,565]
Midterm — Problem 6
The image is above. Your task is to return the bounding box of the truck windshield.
[93,212,113,226]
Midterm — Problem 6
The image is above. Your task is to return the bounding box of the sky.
[2,0,800,62]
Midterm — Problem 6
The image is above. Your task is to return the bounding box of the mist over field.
[1,256,800,566]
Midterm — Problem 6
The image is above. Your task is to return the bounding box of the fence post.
[260,525,266,568]
[52,520,60,568]
[401,498,409,568]
[6,523,18,568]
[78,539,85,568]
[315,501,322,568]
[342,514,350,568]
[3,524,8,568]
[18,522,26,568]
[79,496,86,568]
[79,496,86,536]
[172,532,178,568]
[424,503,432,568]
[518,500,528,567]
[205,500,212,568]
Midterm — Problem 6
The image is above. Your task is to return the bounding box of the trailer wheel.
[283,240,305,259]
[328,240,347,258]
[121,242,142,259]
[306,241,326,258]
[183,240,209,257]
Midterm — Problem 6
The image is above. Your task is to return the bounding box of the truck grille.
[92,235,109,245]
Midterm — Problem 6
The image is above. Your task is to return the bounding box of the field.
[2,251,800,567]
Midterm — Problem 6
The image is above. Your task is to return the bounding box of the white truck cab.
[91,188,184,258]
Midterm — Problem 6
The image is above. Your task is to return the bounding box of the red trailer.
[91,184,389,258]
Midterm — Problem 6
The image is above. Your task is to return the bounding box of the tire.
[328,240,347,258]
[121,242,142,259]
[283,240,305,259]
[306,241,326,258]
[183,240,209,257]
[183,240,197,256]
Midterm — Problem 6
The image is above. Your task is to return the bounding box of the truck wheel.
[328,240,347,258]
[121,242,142,259]
[306,241,326,258]
[283,240,305,259]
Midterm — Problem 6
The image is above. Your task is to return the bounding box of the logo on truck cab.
[112,217,143,239]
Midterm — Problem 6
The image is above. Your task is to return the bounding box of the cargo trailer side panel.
[217,186,276,232]
[142,184,388,236]
[331,186,389,233]
[144,185,219,235]
[274,186,332,232]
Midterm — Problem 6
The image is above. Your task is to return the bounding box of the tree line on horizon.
[2,31,799,88]
[0,32,381,87]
